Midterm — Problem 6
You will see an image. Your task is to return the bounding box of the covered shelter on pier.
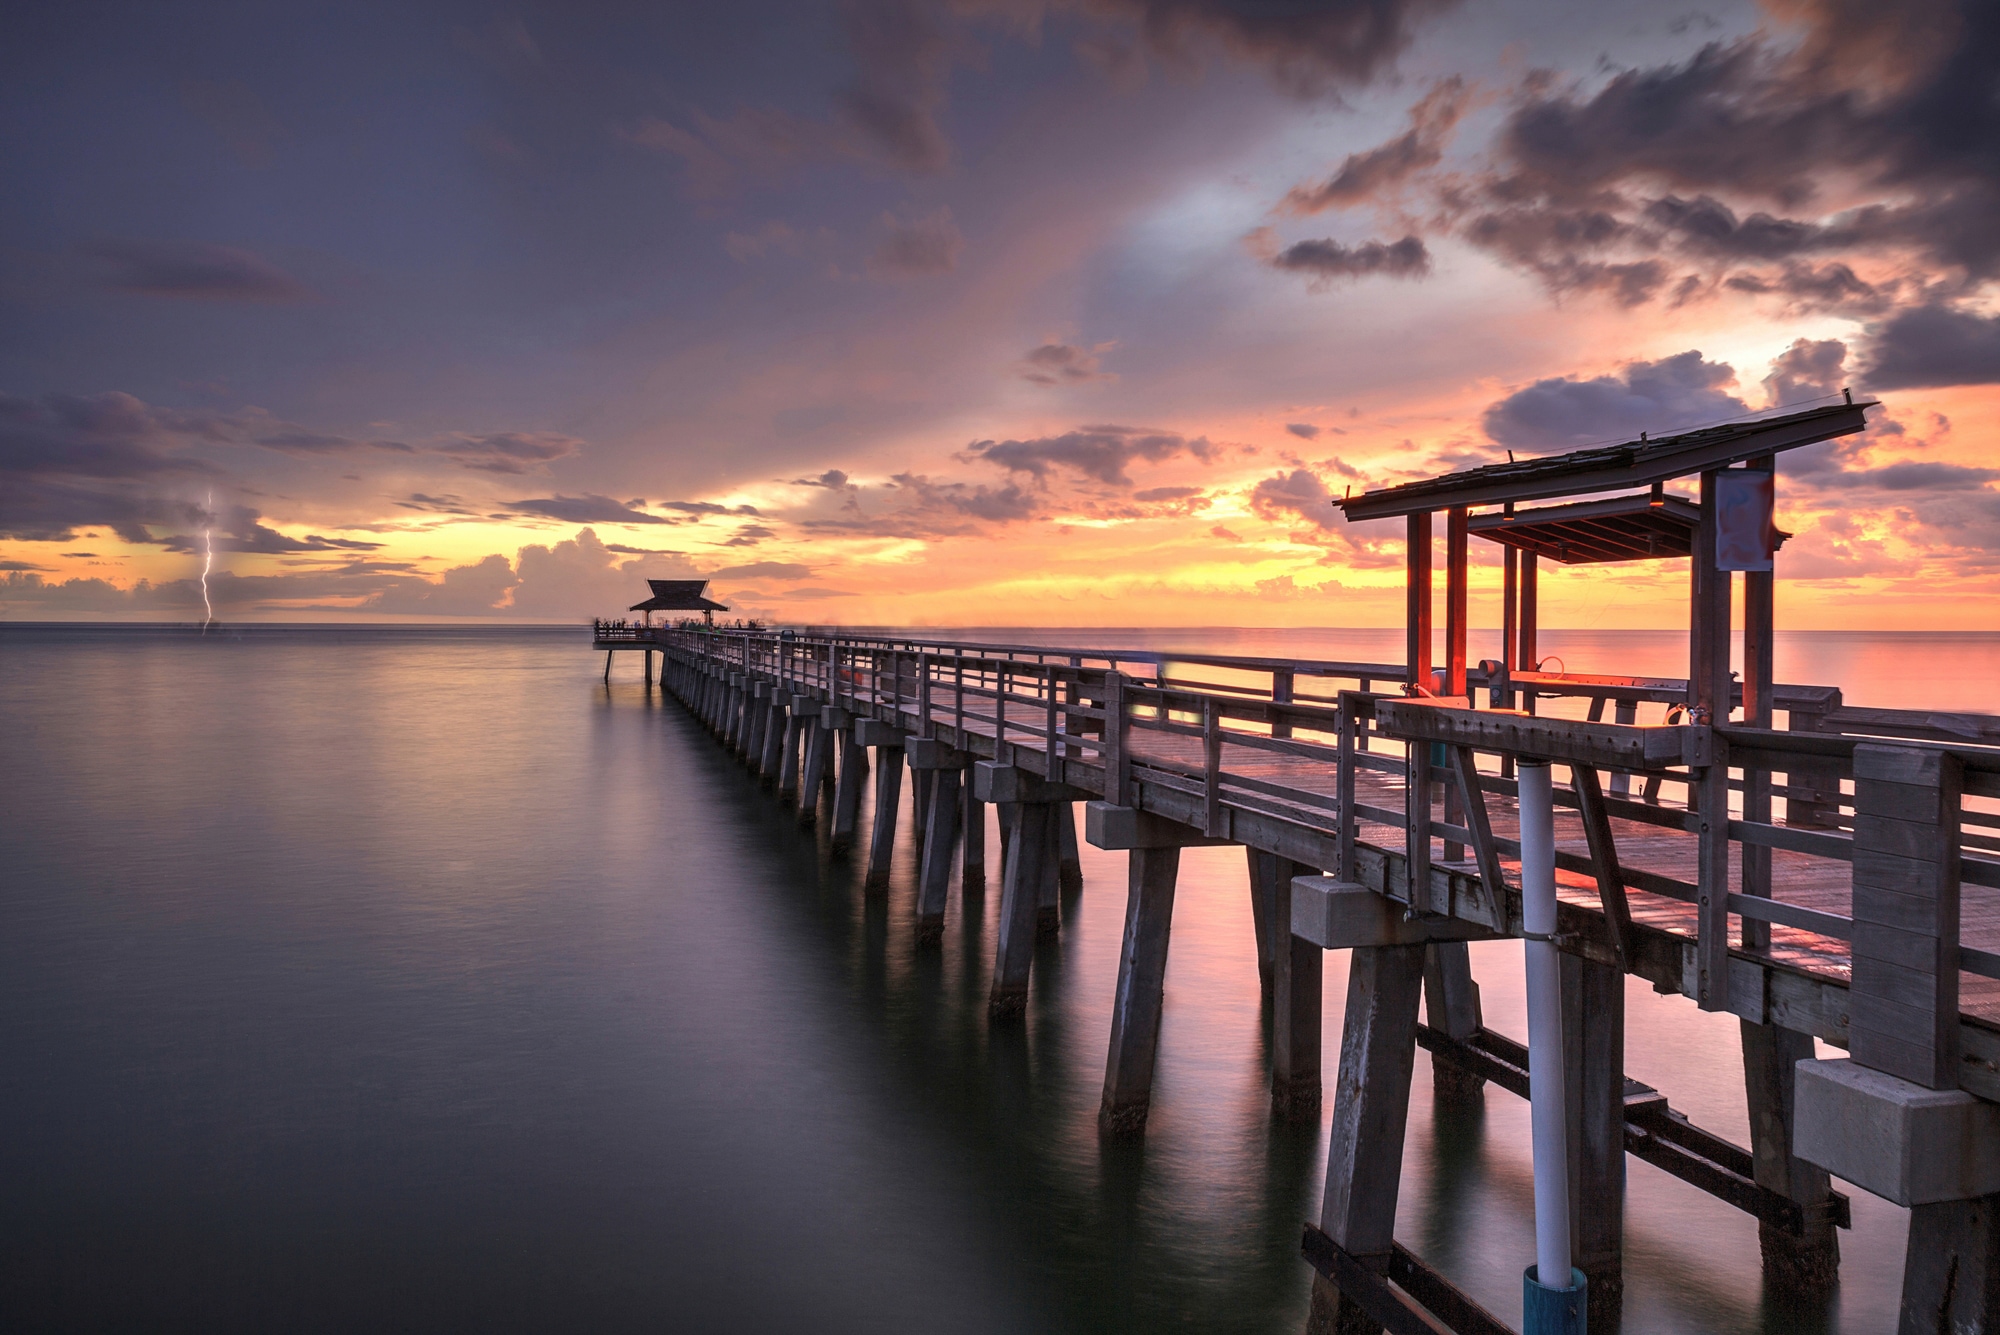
[629,579,728,625]
[1333,398,1875,729]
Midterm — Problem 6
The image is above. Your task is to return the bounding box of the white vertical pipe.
[1518,758,1572,1287]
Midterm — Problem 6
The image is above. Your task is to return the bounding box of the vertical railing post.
[1695,730,1732,1010]
[1337,693,1358,882]
[1202,696,1223,838]
[1045,664,1060,785]
[1105,670,1127,807]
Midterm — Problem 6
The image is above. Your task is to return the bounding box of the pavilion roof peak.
[1336,400,1875,522]
[629,578,728,613]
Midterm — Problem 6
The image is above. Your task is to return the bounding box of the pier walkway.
[601,402,2000,1334]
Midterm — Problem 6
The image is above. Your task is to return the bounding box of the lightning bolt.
[200,492,214,633]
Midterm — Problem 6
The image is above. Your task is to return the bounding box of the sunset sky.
[4,0,1997,628]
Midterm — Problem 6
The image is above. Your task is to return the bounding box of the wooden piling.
[831,725,866,854]
[798,717,831,827]
[1100,846,1181,1135]
[1256,851,1323,1121]
[1307,944,1426,1335]
[865,739,906,890]
[916,765,962,945]
[1565,951,1628,1326]
[991,800,1055,1020]
[961,784,987,886]
[1057,801,1083,895]
[1423,941,1485,1105]
[1741,1019,1841,1288]
[1248,846,1276,999]
[1036,803,1063,938]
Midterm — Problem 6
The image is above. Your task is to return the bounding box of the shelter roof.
[1466,492,1789,564]
[1336,401,1873,522]
[629,578,728,612]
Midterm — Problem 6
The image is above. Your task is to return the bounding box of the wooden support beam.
[1741,1019,1841,1290]
[1036,801,1063,937]
[865,740,907,890]
[1696,734,1732,1010]
[1519,551,1539,675]
[1445,504,1468,698]
[1267,855,1324,1122]
[1247,846,1275,998]
[777,707,803,798]
[1424,941,1485,1105]
[991,800,1056,1020]
[1406,510,1433,690]
[1057,801,1083,895]
[797,717,831,827]
[830,725,866,854]
[1100,845,1180,1135]
[1448,745,1508,904]
[915,765,963,946]
[1565,951,1628,1328]
[1571,765,1634,968]
[961,783,986,887]
[1308,943,1425,1332]
[1902,1195,2000,1334]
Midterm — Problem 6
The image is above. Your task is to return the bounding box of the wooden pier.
[600,402,2000,1334]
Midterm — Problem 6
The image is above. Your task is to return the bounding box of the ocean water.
[3,624,1994,1332]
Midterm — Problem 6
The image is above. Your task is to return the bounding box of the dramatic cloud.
[1078,0,1463,93]
[966,424,1215,486]
[1258,233,1430,286]
[1763,338,1848,407]
[1249,468,1337,529]
[1284,77,1468,212]
[1444,0,2000,309]
[1860,303,2000,389]
[868,207,963,277]
[1019,342,1115,385]
[81,239,312,302]
[371,553,519,617]
[1285,423,1321,439]
[505,495,672,525]
[1483,350,1748,452]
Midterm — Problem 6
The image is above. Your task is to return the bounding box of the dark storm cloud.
[965,424,1215,486]
[799,472,1045,538]
[1482,350,1748,451]
[1078,0,1463,93]
[505,495,673,525]
[1447,0,2000,305]
[1284,77,1468,212]
[1263,234,1429,285]
[711,561,814,580]
[159,522,384,555]
[1019,342,1113,385]
[1131,485,1200,502]
[0,391,233,541]
[254,430,416,456]
[81,239,313,303]
[1285,423,1320,439]
[1860,303,2000,389]
[868,207,963,277]
[788,469,852,488]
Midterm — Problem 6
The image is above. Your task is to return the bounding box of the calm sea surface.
[4,624,1996,1333]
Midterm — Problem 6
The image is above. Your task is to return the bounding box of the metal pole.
[1519,757,1586,1330]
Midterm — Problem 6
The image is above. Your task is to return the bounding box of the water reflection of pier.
[611,401,2000,1334]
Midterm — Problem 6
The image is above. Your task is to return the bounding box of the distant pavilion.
[630,579,728,625]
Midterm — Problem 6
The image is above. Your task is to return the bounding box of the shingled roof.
[1336,400,1874,522]
[629,579,728,613]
